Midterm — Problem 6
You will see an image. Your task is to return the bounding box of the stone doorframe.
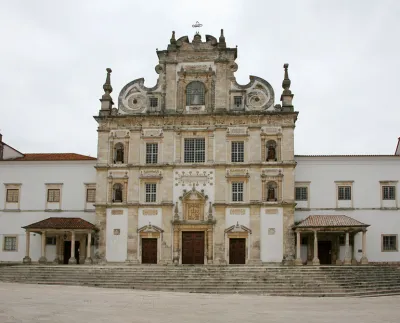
[172,223,214,265]
[137,223,164,264]
[224,223,252,264]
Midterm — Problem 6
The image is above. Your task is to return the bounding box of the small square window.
[46,237,56,245]
[86,188,96,203]
[382,235,397,251]
[47,189,60,202]
[4,237,17,251]
[150,97,158,108]
[6,189,19,203]
[382,186,395,200]
[231,141,244,163]
[145,183,157,203]
[233,96,242,108]
[295,187,308,201]
[338,186,351,200]
[146,143,158,164]
[232,182,244,202]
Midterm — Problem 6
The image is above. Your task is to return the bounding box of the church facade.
[1,30,399,266]
[94,30,298,265]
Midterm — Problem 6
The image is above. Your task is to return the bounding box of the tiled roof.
[22,217,96,230]
[10,153,96,161]
[295,215,369,228]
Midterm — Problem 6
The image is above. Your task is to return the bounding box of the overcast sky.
[1,0,399,156]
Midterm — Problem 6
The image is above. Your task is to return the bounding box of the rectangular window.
[295,187,308,201]
[233,96,242,108]
[86,188,96,203]
[149,97,158,108]
[146,143,158,164]
[47,189,60,202]
[232,182,244,202]
[6,189,19,202]
[382,235,397,251]
[145,183,157,203]
[4,237,17,251]
[184,138,205,163]
[46,237,56,245]
[338,186,351,200]
[231,141,244,162]
[382,186,395,200]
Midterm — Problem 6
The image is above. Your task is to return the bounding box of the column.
[360,230,369,265]
[23,231,31,264]
[295,231,302,265]
[38,231,47,264]
[85,232,93,264]
[126,207,139,264]
[344,231,351,265]
[312,230,320,265]
[69,231,77,264]
[173,228,179,264]
[53,235,60,264]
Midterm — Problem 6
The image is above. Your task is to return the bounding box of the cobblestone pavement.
[0,283,399,323]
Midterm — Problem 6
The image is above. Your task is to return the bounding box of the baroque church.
[0,29,399,266]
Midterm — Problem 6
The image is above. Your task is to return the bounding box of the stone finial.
[103,68,113,95]
[282,63,291,92]
[170,31,176,44]
[280,63,294,111]
[218,29,226,48]
[99,68,114,115]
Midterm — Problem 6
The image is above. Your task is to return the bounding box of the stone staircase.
[0,265,400,297]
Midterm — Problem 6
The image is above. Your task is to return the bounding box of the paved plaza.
[0,283,399,323]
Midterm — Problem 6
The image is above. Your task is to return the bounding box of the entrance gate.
[182,232,204,264]
[229,238,246,264]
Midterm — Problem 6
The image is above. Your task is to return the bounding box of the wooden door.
[318,241,332,265]
[182,232,204,264]
[142,238,158,264]
[229,238,246,264]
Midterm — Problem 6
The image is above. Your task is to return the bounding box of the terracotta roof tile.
[295,215,369,228]
[10,153,96,161]
[22,217,96,230]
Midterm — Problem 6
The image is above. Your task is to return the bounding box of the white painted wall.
[0,160,96,262]
[295,156,400,263]
[225,208,250,228]
[138,208,162,229]
[260,207,283,262]
[2,145,23,159]
[105,208,128,262]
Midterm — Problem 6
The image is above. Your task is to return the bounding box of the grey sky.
[1,0,399,156]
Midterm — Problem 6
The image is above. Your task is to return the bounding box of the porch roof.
[294,215,369,229]
[22,217,96,230]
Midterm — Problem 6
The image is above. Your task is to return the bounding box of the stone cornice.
[94,112,298,130]
[95,161,297,170]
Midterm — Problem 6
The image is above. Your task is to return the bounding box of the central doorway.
[63,241,80,264]
[318,241,332,265]
[182,231,204,264]
[229,238,246,264]
[142,238,158,264]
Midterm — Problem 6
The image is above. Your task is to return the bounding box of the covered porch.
[22,217,96,265]
[293,215,370,266]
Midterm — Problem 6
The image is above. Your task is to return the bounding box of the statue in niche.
[266,141,277,161]
[267,182,277,201]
